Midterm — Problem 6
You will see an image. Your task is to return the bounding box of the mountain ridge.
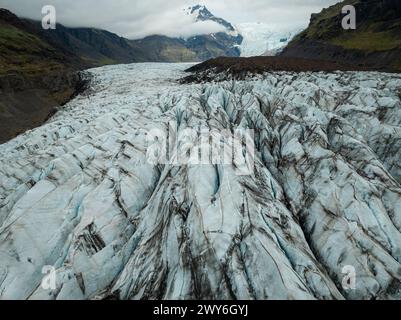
[281,0,401,71]
[1,5,245,69]
[0,9,91,143]
[187,4,237,32]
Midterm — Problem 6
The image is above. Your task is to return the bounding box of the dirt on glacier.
[181,56,392,83]
[1,63,401,300]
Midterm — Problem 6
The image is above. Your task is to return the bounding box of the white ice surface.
[236,23,302,57]
[1,63,401,300]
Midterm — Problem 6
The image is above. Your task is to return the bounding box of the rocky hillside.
[281,0,401,72]
[0,9,82,74]
[32,24,146,66]
[0,9,89,143]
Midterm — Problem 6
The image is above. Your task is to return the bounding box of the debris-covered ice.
[1,63,401,300]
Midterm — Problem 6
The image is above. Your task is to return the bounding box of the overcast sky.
[0,0,341,39]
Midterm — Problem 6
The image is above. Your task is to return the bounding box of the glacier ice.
[236,23,302,57]
[1,63,401,300]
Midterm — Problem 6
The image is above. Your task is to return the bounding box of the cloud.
[111,8,227,39]
[0,0,342,39]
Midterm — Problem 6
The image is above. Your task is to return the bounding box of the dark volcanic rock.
[181,56,385,83]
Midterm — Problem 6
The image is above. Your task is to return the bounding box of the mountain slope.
[130,35,198,62]
[281,0,401,72]
[34,24,144,65]
[0,9,88,144]
[187,4,237,31]
[0,9,83,74]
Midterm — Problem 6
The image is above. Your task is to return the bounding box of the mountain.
[0,9,88,144]
[1,5,245,67]
[33,24,146,65]
[281,0,401,72]
[1,4,301,69]
[180,5,243,60]
[130,35,197,62]
[0,9,83,74]
[182,5,304,58]
[187,4,237,31]
[118,5,243,62]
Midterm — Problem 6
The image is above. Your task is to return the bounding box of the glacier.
[236,23,302,57]
[1,63,401,300]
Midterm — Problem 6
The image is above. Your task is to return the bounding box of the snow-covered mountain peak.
[188,4,209,18]
[185,4,237,33]
[182,6,303,57]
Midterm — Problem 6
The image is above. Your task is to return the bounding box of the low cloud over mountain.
[0,0,340,39]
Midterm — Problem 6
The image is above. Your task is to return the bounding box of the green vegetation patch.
[0,24,65,75]
[331,31,401,51]
[0,24,51,53]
